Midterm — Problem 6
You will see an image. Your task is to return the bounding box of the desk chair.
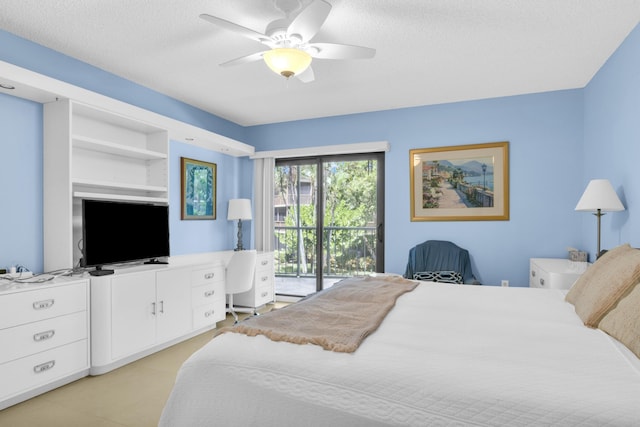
[225,250,257,323]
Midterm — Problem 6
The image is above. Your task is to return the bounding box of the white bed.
[159,279,640,426]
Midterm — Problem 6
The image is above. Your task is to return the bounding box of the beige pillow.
[598,282,640,358]
[565,244,640,327]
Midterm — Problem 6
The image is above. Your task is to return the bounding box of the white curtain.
[253,157,275,251]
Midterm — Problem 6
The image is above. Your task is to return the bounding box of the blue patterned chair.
[403,240,479,285]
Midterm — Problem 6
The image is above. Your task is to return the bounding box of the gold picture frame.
[410,141,509,221]
[181,157,217,220]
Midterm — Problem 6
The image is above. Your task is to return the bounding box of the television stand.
[145,258,168,265]
[89,266,114,276]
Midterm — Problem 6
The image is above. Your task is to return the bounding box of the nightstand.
[529,258,589,290]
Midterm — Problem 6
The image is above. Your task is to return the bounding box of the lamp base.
[234,219,244,251]
[593,209,604,261]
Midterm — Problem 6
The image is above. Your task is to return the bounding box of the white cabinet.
[44,99,169,271]
[156,268,193,343]
[0,278,89,410]
[233,252,275,312]
[110,271,157,360]
[529,258,589,290]
[108,269,192,360]
[91,262,224,375]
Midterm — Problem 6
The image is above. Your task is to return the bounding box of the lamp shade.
[575,179,625,212]
[227,199,252,220]
[263,48,312,78]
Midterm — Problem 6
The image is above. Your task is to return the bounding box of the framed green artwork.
[181,157,216,220]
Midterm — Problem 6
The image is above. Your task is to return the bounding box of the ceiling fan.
[200,0,375,82]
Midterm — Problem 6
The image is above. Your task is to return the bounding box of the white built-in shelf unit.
[0,60,254,271]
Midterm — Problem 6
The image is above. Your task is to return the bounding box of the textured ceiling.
[1,0,639,126]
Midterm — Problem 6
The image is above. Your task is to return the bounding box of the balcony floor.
[275,276,342,297]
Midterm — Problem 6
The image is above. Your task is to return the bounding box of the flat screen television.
[82,199,170,275]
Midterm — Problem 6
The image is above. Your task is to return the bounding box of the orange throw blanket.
[225,275,418,353]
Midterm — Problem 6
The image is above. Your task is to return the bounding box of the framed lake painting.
[410,141,509,221]
[181,157,216,220]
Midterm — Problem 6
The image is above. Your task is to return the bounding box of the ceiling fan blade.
[309,43,376,60]
[220,51,267,67]
[200,13,271,45]
[286,0,332,43]
[297,66,315,83]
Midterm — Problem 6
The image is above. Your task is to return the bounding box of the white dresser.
[90,262,226,375]
[0,276,90,410]
[529,258,589,290]
[233,251,275,312]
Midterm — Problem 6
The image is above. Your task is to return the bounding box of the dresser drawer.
[191,281,225,308]
[255,284,274,306]
[255,271,273,288]
[530,259,587,290]
[0,340,88,400]
[0,311,87,365]
[530,262,550,288]
[0,282,87,330]
[191,265,224,287]
[255,253,274,272]
[192,300,225,329]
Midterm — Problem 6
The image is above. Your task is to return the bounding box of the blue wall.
[0,93,43,271]
[582,23,640,254]
[246,90,585,286]
[1,22,639,285]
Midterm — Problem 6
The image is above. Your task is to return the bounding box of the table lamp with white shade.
[575,179,625,259]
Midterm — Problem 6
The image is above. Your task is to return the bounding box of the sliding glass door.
[274,153,384,297]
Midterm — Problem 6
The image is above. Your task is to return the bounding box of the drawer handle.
[33,330,56,342]
[33,360,55,374]
[33,299,55,310]
[204,273,215,280]
[261,276,269,282]
[540,278,545,286]
[261,260,269,266]
[531,271,536,277]
[204,290,215,297]
[204,310,215,318]
[261,291,269,298]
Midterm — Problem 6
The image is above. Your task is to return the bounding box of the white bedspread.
[159,283,640,426]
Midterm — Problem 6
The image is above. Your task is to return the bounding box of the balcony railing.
[274,225,377,280]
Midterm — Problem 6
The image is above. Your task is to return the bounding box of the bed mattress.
[159,282,640,426]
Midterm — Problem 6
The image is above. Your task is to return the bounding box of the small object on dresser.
[568,248,587,262]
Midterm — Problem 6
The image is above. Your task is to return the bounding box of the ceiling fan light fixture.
[263,48,312,79]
